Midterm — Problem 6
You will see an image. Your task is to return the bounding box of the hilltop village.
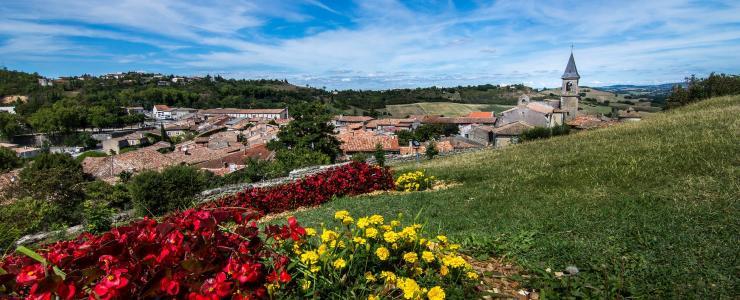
[0,53,642,186]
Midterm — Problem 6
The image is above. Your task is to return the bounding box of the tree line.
[667,73,740,108]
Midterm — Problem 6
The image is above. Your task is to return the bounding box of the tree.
[373,143,386,167]
[17,152,88,223]
[0,147,21,172]
[425,141,439,160]
[159,123,171,143]
[268,102,341,161]
[0,113,25,138]
[128,165,214,216]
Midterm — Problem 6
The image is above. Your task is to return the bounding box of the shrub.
[278,210,479,298]
[425,141,438,160]
[395,171,436,192]
[520,127,551,141]
[128,165,212,216]
[0,146,22,172]
[82,199,113,234]
[17,152,87,224]
[84,180,132,210]
[0,197,55,251]
[351,152,369,163]
[374,143,386,167]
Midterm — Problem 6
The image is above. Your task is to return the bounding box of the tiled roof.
[336,130,400,152]
[334,115,374,123]
[365,118,415,128]
[465,112,494,118]
[194,144,274,169]
[154,104,171,111]
[165,142,244,165]
[493,121,534,136]
[566,115,613,129]
[82,146,176,183]
[526,102,555,114]
[200,108,287,115]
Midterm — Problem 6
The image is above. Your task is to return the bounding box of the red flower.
[200,272,232,297]
[98,255,118,272]
[160,276,181,296]
[91,269,129,300]
[16,264,44,285]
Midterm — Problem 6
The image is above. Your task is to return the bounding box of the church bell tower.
[560,51,580,120]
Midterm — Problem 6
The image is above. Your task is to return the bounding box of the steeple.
[561,52,580,80]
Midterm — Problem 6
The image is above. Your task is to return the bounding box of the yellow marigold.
[300,280,311,291]
[369,214,384,225]
[356,217,370,228]
[333,258,347,270]
[380,271,396,283]
[353,237,367,245]
[334,210,350,220]
[321,230,338,243]
[403,252,418,264]
[310,265,321,273]
[440,265,449,276]
[293,243,302,255]
[419,238,427,246]
[436,235,447,243]
[368,295,379,300]
[383,231,399,243]
[413,267,423,276]
[305,228,317,236]
[317,244,327,256]
[365,227,379,239]
[442,255,467,269]
[342,216,354,225]
[364,272,377,283]
[376,246,390,261]
[380,225,393,232]
[300,251,319,265]
[466,271,479,280]
[390,220,401,227]
[427,286,445,300]
[421,251,435,263]
[447,244,460,251]
[397,277,420,299]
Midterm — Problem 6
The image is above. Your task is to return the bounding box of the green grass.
[383,102,512,117]
[279,95,740,298]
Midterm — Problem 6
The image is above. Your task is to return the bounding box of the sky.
[1,0,739,90]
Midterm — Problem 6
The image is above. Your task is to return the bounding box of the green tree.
[373,143,386,167]
[17,152,88,223]
[128,165,213,216]
[0,113,25,138]
[0,146,22,172]
[268,102,341,161]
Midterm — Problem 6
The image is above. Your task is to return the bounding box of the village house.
[200,108,289,120]
[102,132,149,154]
[242,123,279,146]
[152,105,197,120]
[365,118,419,133]
[336,130,400,156]
[82,143,177,183]
[491,121,534,148]
[332,115,375,129]
[0,143,42,159]
[124,106,146,115]
[194,144,275,176]
[496,95,566,128]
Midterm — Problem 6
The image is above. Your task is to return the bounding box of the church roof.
[561,53,580,80]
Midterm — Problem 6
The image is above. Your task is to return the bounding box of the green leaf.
[53,266,67,280]
[15,246,47,265]
[0,267,6,275]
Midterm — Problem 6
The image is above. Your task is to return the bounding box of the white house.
[200,108,289,120]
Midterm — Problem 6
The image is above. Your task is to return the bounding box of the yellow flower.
[403,252,418,264]
[413,267,423,276]
[397,277,420,299]
[379,271,396,283]
[441,255,467,269]
[368,295,379,300]
[301,280,311,291]
[383,231,399,243]
[436,235,447,243]
[305,227,317,236]
[421,251,435,263]
[353,237,367,245]
[293,243,302,255]
[300,251,319,265]
[419,238,427,246]
[321,230,338,243]
[364,272,377,283]
[333,258,347,270]
[356,217,370,228]
[317,244,327,256]
[310,265,321,273]
[342,216,354,225]
[376,246,390,261]
[427,286,445,300]
[440,265,449,276]
[390,220,401,227]
[466,271,479,280]
[380,225,393,232]
[447,244,460,251]
[365,228,379,239]
[334,210,350,220]
[369,214,384,225]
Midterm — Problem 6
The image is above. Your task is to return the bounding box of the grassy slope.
[284,95,740,297]
[383,102,512,117]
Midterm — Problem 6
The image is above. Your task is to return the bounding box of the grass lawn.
[279,95,740,298]
[383,102,512,117]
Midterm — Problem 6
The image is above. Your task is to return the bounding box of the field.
[279,95,740,297]
[383,102,513,117]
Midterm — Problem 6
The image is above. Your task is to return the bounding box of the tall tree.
[268,102,341,161]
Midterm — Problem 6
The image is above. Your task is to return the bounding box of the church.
[496,52,581,128]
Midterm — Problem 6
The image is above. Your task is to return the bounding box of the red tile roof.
[200,108,287,115]
[334,115,374,123]
[492,121,534,135]
[336,131,400,153]
[194,144,274,169]
[154,104,171,111]
[465,112,494,118]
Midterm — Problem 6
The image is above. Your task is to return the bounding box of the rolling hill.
[280,95,740,298]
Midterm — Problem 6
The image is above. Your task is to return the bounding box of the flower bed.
[0,162,394,299]
[395,171,436,192]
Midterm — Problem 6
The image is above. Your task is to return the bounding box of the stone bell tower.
[560,51,580,121]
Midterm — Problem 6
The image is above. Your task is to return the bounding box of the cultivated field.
[383,102,512,117]
[281,95,740,298]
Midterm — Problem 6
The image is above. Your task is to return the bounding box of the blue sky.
[1,0,739,90]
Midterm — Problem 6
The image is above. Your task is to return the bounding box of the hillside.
[382,102,513,117]
[280,95,740,297]
[535,87,664,115]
